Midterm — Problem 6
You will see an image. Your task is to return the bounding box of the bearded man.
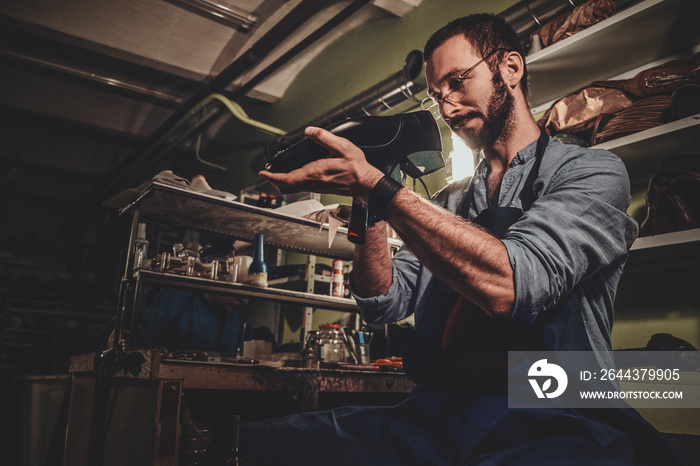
[205,14,682,466]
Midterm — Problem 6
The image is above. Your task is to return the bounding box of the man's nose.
[440,99,459,122]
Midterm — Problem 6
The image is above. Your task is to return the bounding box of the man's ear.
[501,51,524,90]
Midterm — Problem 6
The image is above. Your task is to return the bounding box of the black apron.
[403,128,549,388]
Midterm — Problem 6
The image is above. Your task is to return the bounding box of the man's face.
[426,35,515,152]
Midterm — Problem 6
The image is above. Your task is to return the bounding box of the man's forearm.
[351,221,393,298]
[386,188,515,317]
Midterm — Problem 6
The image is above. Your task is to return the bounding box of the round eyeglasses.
[421,48,511,113]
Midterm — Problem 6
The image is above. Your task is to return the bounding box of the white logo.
[528,359,568,399]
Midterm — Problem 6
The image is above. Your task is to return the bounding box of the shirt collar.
[472,132,549,176]
[509,136,541,167]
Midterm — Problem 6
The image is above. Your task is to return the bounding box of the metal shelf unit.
[112,180,402,348]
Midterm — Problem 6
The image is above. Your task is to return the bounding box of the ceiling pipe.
[0,50,186,109]
[211,0,367,91]
[67,0,354,226]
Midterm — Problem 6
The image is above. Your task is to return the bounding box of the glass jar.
[317,324,343,364]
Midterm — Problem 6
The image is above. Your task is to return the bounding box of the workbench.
[63,350,414,466]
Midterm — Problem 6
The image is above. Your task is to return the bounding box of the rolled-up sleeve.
[503,149,639,325]
[349,179,469,325]
[350,246,422,324]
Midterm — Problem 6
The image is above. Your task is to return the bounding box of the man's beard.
[458,72,515,152]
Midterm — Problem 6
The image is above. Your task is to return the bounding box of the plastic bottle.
[247,233,268,287]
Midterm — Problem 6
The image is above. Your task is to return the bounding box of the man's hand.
[259,127,384,200]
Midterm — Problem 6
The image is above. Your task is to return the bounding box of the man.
[205,14,681,465]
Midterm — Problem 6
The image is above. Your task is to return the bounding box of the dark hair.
[424,14,529,97]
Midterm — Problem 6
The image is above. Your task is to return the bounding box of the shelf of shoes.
[527,0,699,111]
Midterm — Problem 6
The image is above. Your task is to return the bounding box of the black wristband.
[367,175,403,222]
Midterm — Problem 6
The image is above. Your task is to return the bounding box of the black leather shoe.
[265,110,443,179]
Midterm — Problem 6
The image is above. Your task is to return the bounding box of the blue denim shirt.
[351,136,638,374]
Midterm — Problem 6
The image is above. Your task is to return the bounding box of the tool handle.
[347,197,368,245]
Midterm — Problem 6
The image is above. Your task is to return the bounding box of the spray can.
[329,259,344,297]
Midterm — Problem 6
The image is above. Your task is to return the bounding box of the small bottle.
[357,330,370,364]
[301,331,319,369]
[329,259,344,297]
[133,222,149,269]
[247,233,268,288]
